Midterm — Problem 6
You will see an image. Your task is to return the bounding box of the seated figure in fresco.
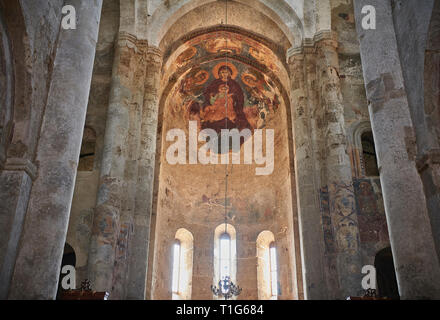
[201,84,237,123]
[200,64,250,134]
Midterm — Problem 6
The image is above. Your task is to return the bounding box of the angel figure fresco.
[242,71,280,129]
[204,36,242,55]
[249,46,280,73]
[179,68,210,127]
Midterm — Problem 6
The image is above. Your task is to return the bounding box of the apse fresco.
[167,59,282,147]
[162,30,288,104]
[169,31,283,74]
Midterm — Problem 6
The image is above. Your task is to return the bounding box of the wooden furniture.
[58,279,109,300]
[59,290,109,300]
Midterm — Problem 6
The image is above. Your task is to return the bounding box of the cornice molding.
[3,157,38,180]
[287,30,339,63]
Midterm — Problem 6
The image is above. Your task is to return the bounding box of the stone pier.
[7,0,103,299]
[87,32,148,297]
[126,46,162,300]
[87,30,162,299]
[315,33,363,299]
[288,49,328,299]
[354,0,440,299]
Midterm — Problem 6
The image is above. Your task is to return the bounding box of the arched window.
[171,228,193,300]
[361,131,379,176]
[269,242,278,299]
[219,233,231,282]
[350,122,380,177]
[214,224,237,299]
[256,231,278,300]
[172,240,181,296]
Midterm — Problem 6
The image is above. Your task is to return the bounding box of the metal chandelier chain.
[223,0,229,235]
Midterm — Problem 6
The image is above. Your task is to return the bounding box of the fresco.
[320,182,361,253]
[319,186,336,254]
[353,178,389,242]
[168,58,281,150]
[170,31,282,74]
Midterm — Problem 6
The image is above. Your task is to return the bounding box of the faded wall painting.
[177,60,280,134]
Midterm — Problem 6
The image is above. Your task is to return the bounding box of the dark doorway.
[374,246,399,299]
[56,243,76,299]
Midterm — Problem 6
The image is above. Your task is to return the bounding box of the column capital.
[146,46,164,66]
[3,157,38,180]
[287,30,338,64]
[313,30,338,48]
[147,46,163,58]
[117,31,149,53]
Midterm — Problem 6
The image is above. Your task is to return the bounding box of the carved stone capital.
[287,30,338,64]
[117,31,149,53]
[3,157,38,180]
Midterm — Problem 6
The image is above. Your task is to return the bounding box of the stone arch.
[147,0,305,48]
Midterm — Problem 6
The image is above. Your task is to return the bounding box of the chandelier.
[211,276,242,300]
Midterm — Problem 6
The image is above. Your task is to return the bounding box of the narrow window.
[172,229,193,300]
[172,240,181,296]
[219,233,231,284]
[256,230,276,300]
[213,224,237,299]
[269,242,278,299]
[361,131,379,176]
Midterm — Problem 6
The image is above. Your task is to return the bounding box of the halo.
[193,70,209,85]
[241,73,258,87]
[213,61,238,80]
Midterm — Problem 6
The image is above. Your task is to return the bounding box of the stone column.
[287,48,329,299]
[7,0,103,299]
[354,0,440,299]
[87,32,147,297]
[126,46,162,300]
[315,33,363,298]
[0,161,35,299]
